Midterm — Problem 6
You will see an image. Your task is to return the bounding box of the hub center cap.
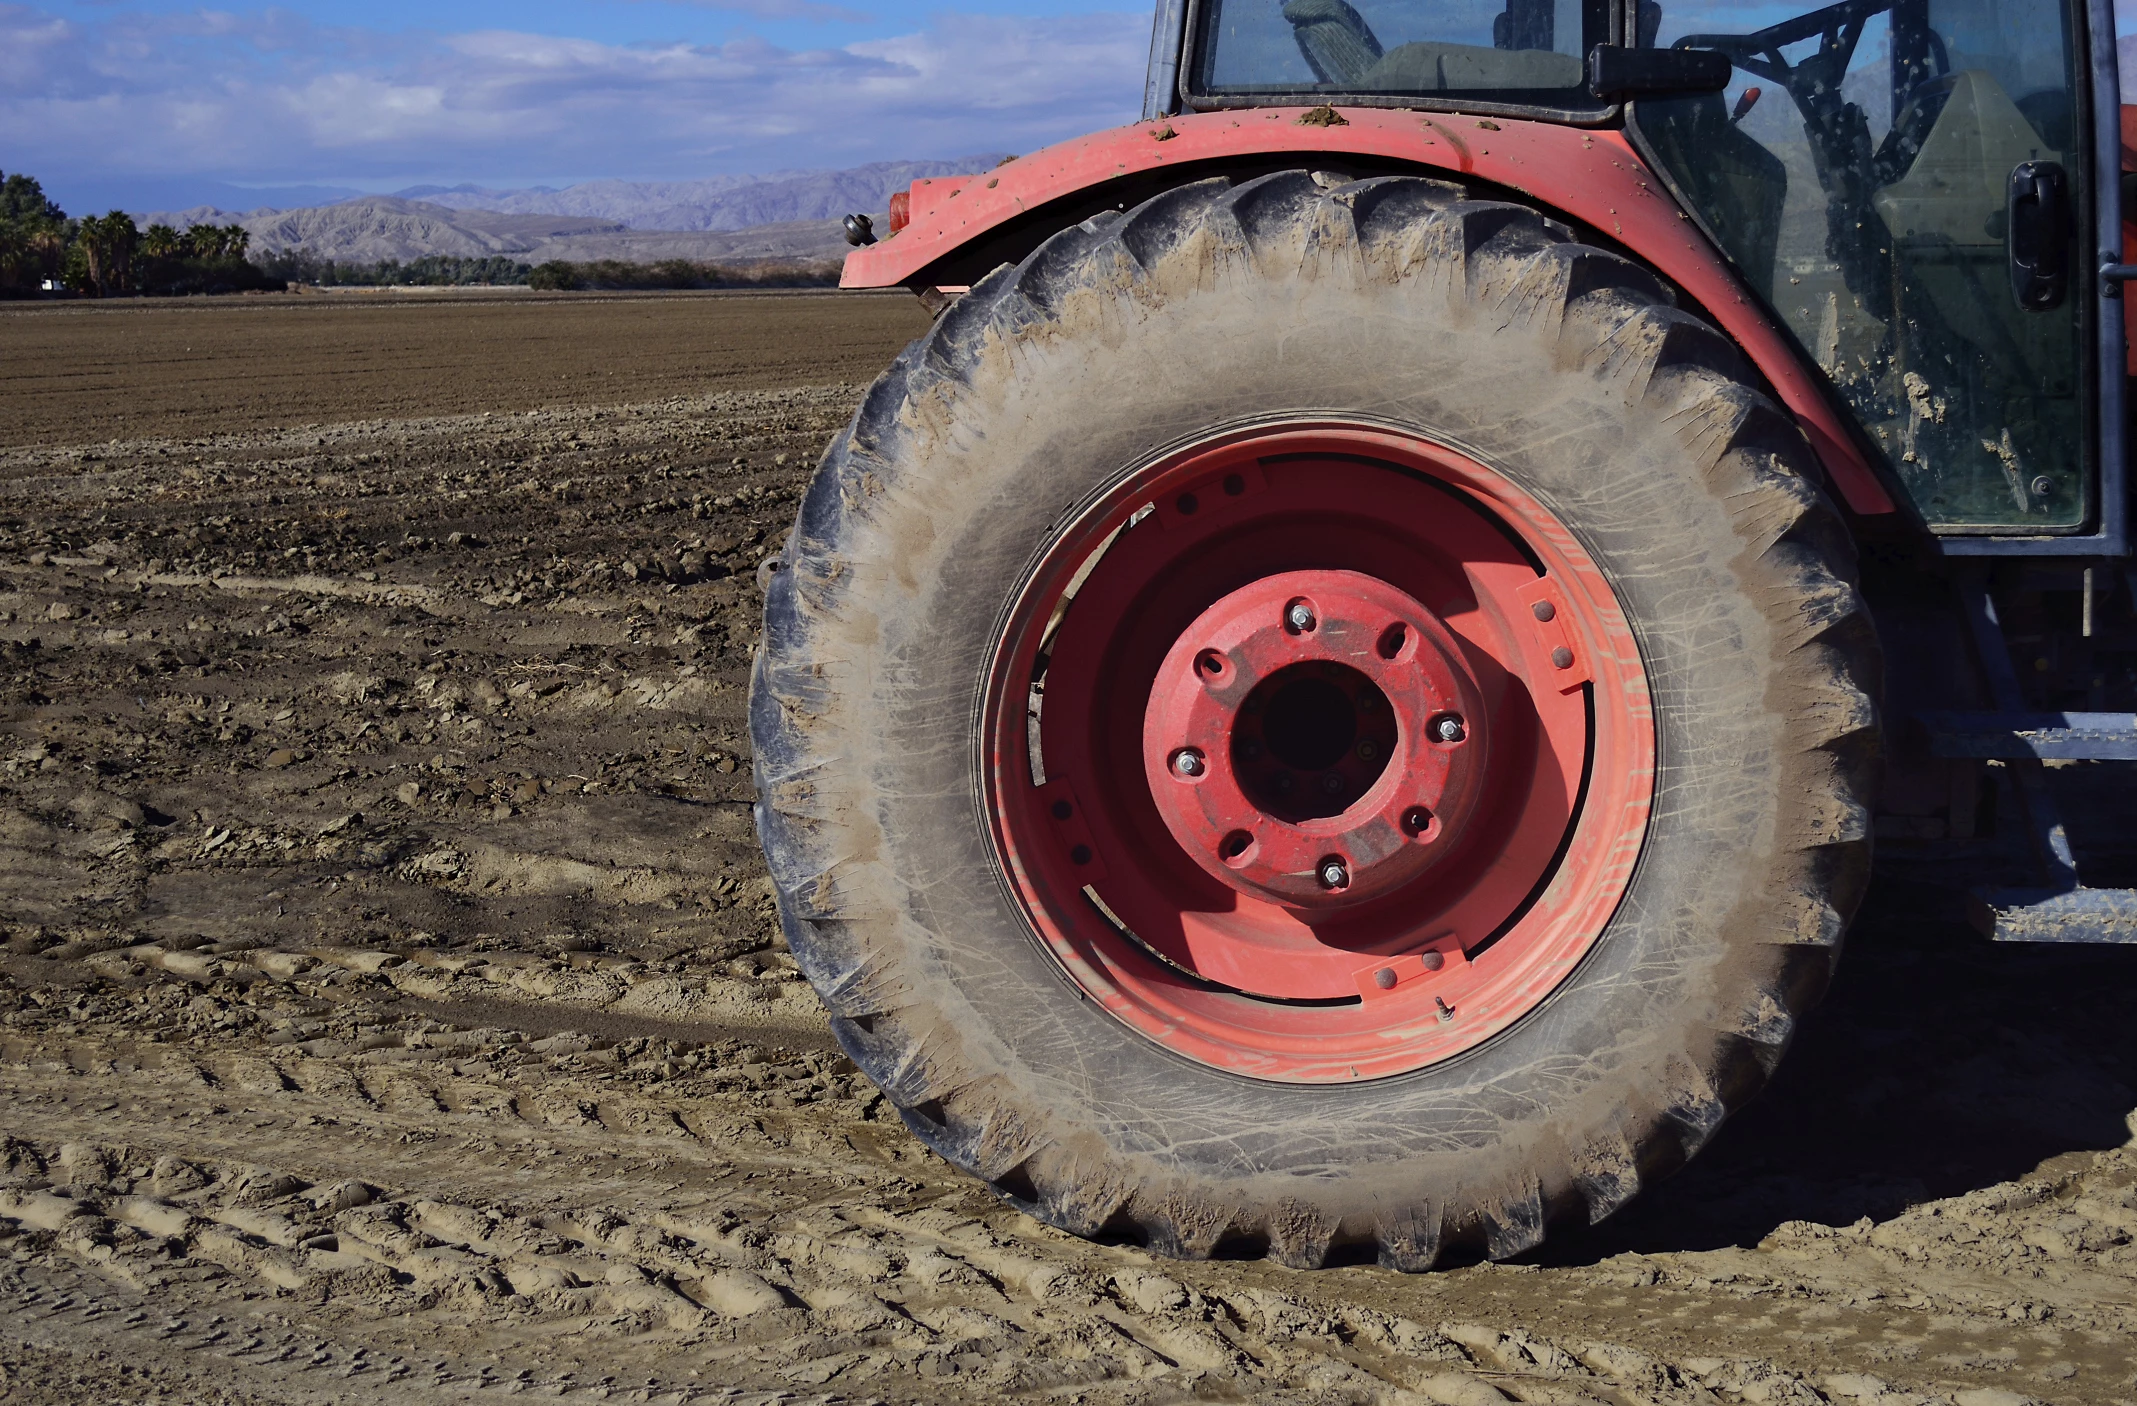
[1142,569,1489,907]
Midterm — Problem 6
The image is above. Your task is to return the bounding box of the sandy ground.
[0,294,2134,1406]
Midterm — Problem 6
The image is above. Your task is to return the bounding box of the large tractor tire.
[752,172,1880,1267]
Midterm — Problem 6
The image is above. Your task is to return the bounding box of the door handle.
[2007,160,2069,311]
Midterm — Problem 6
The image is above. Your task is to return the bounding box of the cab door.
[1630,0,2124,545]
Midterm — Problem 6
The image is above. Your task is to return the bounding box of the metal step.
[1941,572,2137,944]
[1917,710,2137,760]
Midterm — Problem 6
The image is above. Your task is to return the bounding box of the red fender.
[844,108,1897,517]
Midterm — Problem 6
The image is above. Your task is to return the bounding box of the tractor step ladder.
[1915,572,2137,943]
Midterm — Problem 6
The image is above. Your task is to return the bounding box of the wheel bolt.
[1321,772,1345,795]
[1286,600,1317,632]
[1317,857,1349,890]
[1531,600,1556,622]
[1373,967,1398,989]
[1171,749,1205,778]
[1356,739,1379,761]
[1433,715,1466,743]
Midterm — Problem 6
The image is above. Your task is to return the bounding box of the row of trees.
[527,258,839,291]
[0,171,271,297]
[254,250,535,287]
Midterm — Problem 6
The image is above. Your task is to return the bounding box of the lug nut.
[1433,715,1466,743]
[1317,857,1349,890]
[1321,772,1345,795]
[1356,739,1379,761]
[1171,748,1205,778]
[1286,600,1317,632]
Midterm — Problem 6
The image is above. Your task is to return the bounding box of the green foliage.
[1,172,65,226]
[525,258,840,291]
[527,261,582,291]
[257,249,534,287]
[1,173,278,298]
[73,211,141,295]
[134,222,274,295]
[0,170,71,294]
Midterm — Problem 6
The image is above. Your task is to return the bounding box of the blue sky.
[7,0,2137,214]
[1,0,1149,210]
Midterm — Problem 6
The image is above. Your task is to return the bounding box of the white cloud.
[0,3,1146,186]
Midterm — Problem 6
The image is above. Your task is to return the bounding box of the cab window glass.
[1191,0,1607,108]
[1632,0,2086,529]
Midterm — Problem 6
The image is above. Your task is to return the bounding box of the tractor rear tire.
[752,172,1880,1267]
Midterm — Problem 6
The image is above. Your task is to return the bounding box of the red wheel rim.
[982,424,1654,1082]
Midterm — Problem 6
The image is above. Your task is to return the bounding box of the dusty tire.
[752,172,1880,1267]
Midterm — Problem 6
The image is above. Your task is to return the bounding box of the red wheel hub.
[982,424,1653,1083]
[1143,570,1488,908]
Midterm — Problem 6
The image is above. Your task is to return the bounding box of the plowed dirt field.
[1,291,2134,1406]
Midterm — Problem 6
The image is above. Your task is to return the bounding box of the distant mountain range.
[137,197,863,266]
[128,156,1011,265]
[386,158,1010,231]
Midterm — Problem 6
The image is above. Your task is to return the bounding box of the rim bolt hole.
[1070,844,1093,865]
[1176,492,1199,516]
[1219,830,1254,865]
[1316,856,1350,891]
[1401,805,1433,837]
[1050,799,1073,820]
[1284,599,1317,634]
[1431,714,1466,744]
[1376,623,1408,659]
[1170,748,1206,779]
[1222,473,1246,496]
[1195,649,1226,679]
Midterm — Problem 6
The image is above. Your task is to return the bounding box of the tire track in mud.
[11,1019,2125,1406]
[1,322,2135,1404]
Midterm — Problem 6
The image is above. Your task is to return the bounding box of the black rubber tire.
[752,171,1881,1268]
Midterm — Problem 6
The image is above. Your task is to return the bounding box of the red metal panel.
[844,107,1898,516]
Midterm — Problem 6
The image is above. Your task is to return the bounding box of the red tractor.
[758,0,2136,1268]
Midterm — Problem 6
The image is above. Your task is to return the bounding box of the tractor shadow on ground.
[1533,899,2137,1265]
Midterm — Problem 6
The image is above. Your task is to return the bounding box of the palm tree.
[141,223,185,259]
[78,212,139,296]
